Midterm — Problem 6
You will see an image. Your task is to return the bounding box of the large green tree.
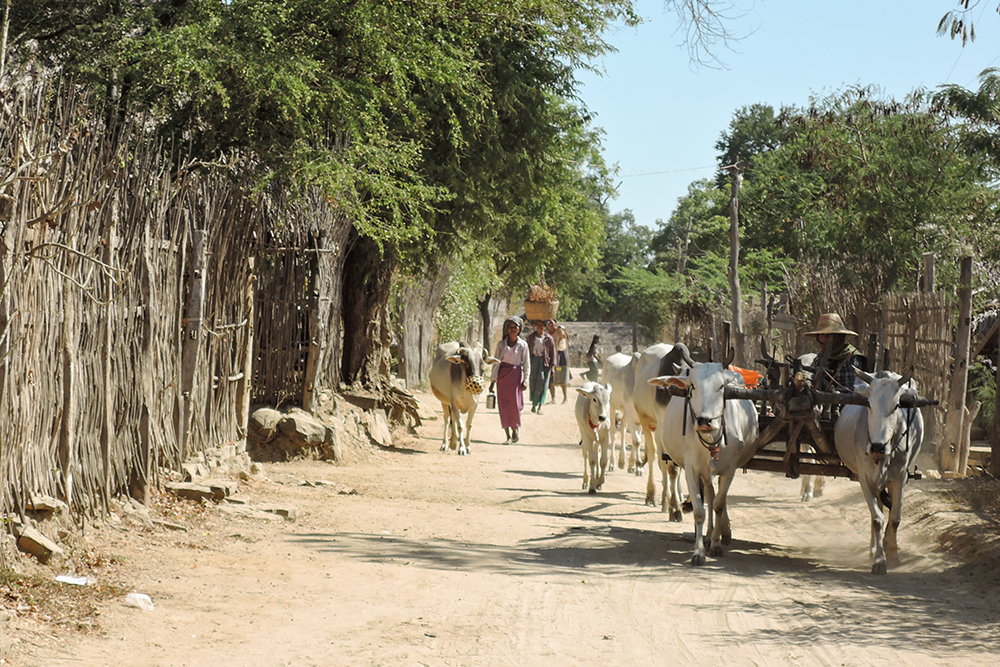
[739,87,1000,316]
[8,0,637,384]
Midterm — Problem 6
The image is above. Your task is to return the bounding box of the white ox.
[834,368,924,574]
[429,341,498,456]
[602,352,642,473]
[649,359,759,565]
[575,382,613,494]
[632,343,696,516]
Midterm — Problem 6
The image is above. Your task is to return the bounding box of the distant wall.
[559,322,657,367]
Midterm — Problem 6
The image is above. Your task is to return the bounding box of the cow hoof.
[589,488,597,495]
[721,534,732,545]
[801,493,813,502]
[458,449,468,456]
[627,466,635,474]
[709,545,724,557]
[691,554,706,566]
[871,561,888,575]
[670,510,683,523]
[682,501,693,513]
[440,444,448,452]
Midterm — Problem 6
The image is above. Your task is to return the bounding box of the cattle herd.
[429,339,926,575]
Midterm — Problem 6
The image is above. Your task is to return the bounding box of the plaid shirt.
[819,354,864,393]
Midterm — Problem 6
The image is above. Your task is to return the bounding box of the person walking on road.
[547,319,571,404]
[584,334,602,382]
[489,316,529,445]
[526,320,555,415]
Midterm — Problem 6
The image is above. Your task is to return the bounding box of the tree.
[739,87,1000,313]
[573,209,654,322]
[714,103,796,189]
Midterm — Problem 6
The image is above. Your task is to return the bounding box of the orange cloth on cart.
[728,365,761,387]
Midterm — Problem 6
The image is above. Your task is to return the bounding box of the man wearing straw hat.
[804,312,865,394]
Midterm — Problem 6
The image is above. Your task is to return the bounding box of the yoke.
[662,361,938,481]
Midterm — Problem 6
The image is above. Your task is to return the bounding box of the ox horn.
[676,342,695,369]
[897,366,914,388]
[721,346,735,368]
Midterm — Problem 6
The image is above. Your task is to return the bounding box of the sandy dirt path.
[20,376,1000,666]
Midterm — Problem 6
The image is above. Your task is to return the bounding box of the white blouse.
[491,336,530,381]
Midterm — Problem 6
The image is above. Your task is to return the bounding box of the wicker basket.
[524,300,558,321]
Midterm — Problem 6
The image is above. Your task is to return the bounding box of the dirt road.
[18,380,1000,666]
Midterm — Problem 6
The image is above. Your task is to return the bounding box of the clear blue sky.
[576,0,1000,230]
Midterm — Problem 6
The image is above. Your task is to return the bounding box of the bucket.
[485,392,496,410]
[552,366,569,385]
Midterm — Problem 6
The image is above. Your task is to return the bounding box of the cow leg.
[666,461,683,522]
[884,480,904,564]
[452,399,467,452]
[597,434,608,491]
[703,478,716,551]
[589,446,599,494]
[657,444,670,513]
[459,403,477,456]
[686,467,707,566]
[611,410,628,470]
[440,404,452,452]
[643,426,657,505]
[799,446,825,501]
[861,481,888,574]
[710,472,735,557]
[581,439,591,491]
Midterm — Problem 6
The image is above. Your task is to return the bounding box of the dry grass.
[1,553,128,634]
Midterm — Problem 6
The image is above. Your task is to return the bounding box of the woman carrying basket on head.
[584,335,602,382]
[489,316,530,445]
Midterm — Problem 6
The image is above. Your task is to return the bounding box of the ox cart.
[665,341,939,482]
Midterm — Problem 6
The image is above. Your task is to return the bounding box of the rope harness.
[682,385,725,460]
[867,400,917,457]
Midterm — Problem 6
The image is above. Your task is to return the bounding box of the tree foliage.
[740,87,1000,307]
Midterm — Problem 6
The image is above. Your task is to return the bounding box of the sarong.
[497,363,523,429]
[529,354,551,408]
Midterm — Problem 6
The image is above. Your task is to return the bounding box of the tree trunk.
[397,268,451,390]
[727,163,745,367]
[941,256,973,474]
[340,231,395,388]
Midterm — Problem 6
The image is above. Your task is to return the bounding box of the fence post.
[179,229,207,460]
[941,256,973,475]
[235,256,256,432]
[302,250,320,412]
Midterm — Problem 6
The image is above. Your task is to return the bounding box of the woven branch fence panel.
[881,290,954,445]
[1,76,350,524]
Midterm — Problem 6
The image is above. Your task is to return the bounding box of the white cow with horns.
[834,368,924,574]
[602,352,642,473]
[575,381,613,494]
[632,343,697,516]
[429,341,498,456]
[648,353,759,566]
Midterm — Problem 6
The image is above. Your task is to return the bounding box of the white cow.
[602,352,642,473]
[576,382,613,494]
[649,359,759,565]
[834,368,924,574]
[796,352,827,502]
[429,342,498,456]
[632,343,695,515]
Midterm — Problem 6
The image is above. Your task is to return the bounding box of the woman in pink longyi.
[489,316,530,445]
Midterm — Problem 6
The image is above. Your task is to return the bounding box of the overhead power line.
[619,165,717,177]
